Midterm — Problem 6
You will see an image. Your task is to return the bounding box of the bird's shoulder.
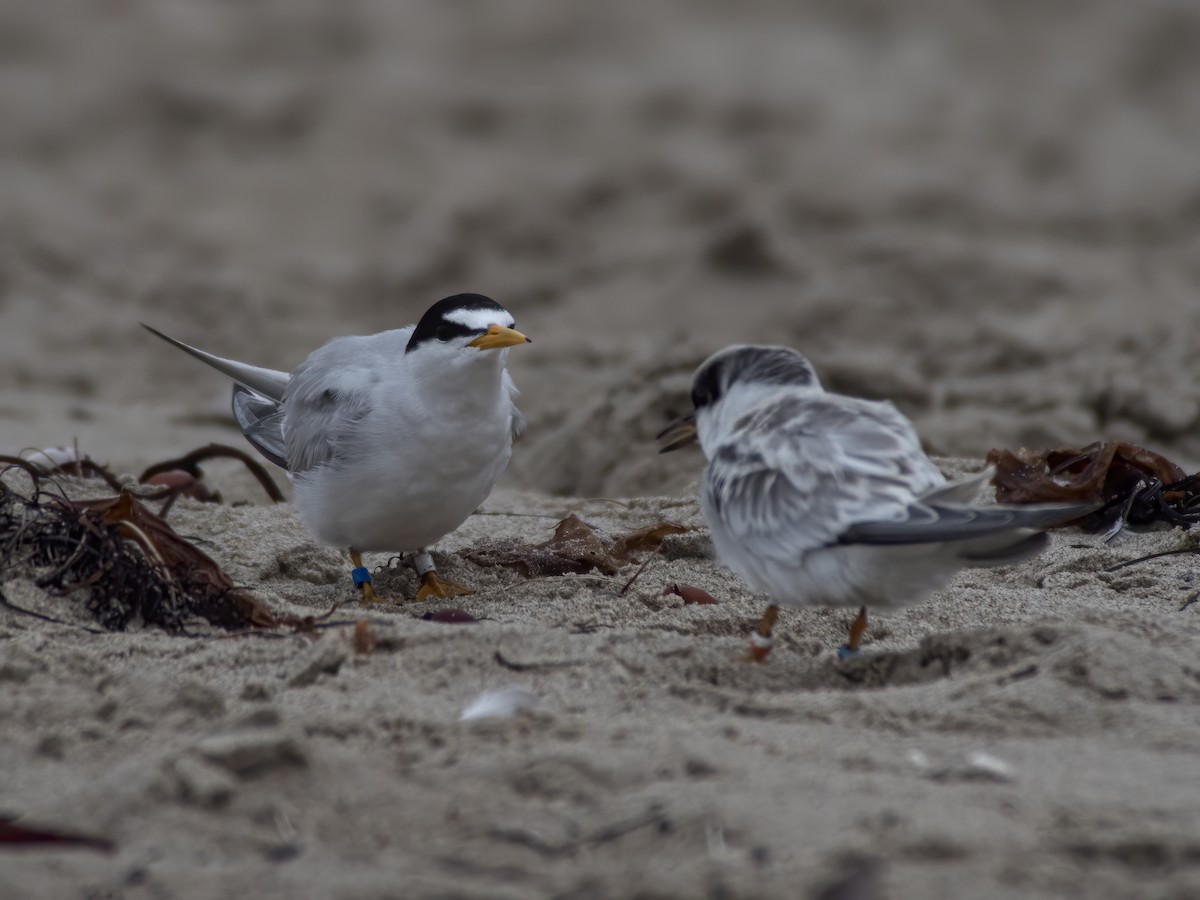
[285,327,414,402]
[279,327,415,474]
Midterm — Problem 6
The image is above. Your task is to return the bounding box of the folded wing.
[704,394,946,562]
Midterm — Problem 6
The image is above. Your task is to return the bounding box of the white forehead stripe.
[443,307,514,330]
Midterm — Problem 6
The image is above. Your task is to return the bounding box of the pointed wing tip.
[140,322,175,344]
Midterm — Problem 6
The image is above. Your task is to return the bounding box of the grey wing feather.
[840,502,1091,545]
[705,395,946,561]
[919,466,994,505]
[281,342,378,475]
[231,385,288,469]
[142,324,289,401]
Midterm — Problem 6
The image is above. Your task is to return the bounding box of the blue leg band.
[836,644,861,661]
[351,566,372,588]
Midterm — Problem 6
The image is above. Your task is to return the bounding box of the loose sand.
[2,2,1200,898]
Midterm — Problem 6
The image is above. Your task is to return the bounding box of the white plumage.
[664,344,1089,655]
[145,293,530,600]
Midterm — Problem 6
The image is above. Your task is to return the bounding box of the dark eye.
[692,365,723,409]
[435,325,454,342]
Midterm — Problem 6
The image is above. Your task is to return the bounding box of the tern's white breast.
[292,374,514,552]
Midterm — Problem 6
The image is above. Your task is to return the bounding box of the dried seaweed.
[0,470,279,632]
[987,441,1200,537]
[612,522,689,558]
[464,514,686,578]
[139,443,285,504]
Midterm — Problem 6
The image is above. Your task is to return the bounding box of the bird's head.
[658,344,821,454]
[405,294,531,369]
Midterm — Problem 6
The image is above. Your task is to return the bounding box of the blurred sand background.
[2,1,1200,898]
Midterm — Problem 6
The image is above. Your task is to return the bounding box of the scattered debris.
[11,441,285,512]
[419,608,478,624]
[460,686,539,721]
[661,583,719,605]
[0,468,282,632]
[350,620,377,654]
[612,522,689,559]
[987,441,1200,538]
[468,514,617,576]
[142,469,216,504]
[0,816,114,852]
[139,443,285,505]
[465,514,686,579]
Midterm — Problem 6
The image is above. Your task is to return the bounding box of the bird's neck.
[411,350,509,420]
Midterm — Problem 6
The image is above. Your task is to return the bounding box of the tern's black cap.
[406,293,513,352]
[691,345,818,409]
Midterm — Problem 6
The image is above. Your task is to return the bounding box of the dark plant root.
[138,443,285,503]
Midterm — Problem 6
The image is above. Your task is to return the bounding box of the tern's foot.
[416,571,475,601]
[745,604,780,663]
[747,632,774,663]
[359,581,388,604]
[840,606,868,658]
[349,561,389,604]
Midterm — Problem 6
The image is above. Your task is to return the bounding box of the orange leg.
[747,604,779,663]
[838,606,868,659]
[350,548,383,604]
[413,548,474,601]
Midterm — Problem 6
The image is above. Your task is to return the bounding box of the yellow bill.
[467,325,531,350]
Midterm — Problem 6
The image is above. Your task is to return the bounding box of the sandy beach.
[3,2,1200,897]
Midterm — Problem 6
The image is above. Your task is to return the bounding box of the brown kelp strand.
[0,468,279,632]
[987,441,1200,538]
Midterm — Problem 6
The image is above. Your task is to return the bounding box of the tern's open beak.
[657,413,698,453]
[467,324,532,350]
